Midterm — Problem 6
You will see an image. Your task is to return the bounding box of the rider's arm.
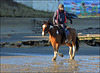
[68,17,72,24]
[66,14,73,24]
[53,11,57,25]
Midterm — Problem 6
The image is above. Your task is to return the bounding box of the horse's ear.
[43,21,46,24]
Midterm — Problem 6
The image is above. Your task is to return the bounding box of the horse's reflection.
[67,59,79,71]
[51,59,80,72]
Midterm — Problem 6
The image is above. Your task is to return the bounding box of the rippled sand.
[0,43,100,72]
[0,55,100,72]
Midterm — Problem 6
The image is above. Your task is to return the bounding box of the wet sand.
[0,43,100,72]
[0,56,100,72]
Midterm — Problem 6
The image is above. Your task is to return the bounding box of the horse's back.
[66,27,76,33]
[66,27,77,40]
[66,27,75,30]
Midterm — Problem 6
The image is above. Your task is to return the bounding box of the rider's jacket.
[53,9,67,25]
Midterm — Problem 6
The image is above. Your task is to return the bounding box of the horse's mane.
[46,21,60,29]
[47,22,53,26]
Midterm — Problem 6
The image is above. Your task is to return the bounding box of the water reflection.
[66,59,80,72]
[1,55,99,72]
[51,59,80,72]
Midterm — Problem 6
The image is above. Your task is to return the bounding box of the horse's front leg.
[52,51,57,61]
[55,44,63,57]
[52,44,63,61]
[52,44,58,61]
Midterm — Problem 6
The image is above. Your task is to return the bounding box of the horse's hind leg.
[69,46,72,58]
[66,43,72,59]
[71,41,76,59]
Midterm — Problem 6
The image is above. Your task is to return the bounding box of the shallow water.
[1,55,100,72]
[0,44,100,72]
[1,44,99,56]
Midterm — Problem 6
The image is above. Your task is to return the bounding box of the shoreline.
[1,43,100,56]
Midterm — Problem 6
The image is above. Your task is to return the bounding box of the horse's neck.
[48,28,54,36]
[48,26,58,37]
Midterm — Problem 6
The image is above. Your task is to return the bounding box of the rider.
[53,4,72,43]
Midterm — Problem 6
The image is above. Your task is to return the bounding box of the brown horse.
[42,21,79,61]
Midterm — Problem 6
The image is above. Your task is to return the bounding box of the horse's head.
[42,21,53,36]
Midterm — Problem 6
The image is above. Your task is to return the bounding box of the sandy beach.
[0,56,100,72]
[0,43,100,72]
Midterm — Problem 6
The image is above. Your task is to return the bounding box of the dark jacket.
[53,9,67,25]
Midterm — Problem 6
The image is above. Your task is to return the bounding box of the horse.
[42,21,79,61]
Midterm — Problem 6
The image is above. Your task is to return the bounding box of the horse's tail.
[76,36,79,52]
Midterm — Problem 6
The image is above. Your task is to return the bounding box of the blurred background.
[0,0,100,18]
[0,0,100,46]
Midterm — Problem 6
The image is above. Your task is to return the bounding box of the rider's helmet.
[58,4,64,10]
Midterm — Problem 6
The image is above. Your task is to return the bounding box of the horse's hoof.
[52,58,56,61]
[70,57,74,60]
[61,54,64,57]
[60,53,64,57]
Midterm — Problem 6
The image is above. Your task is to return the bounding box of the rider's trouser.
[59,23,67,39]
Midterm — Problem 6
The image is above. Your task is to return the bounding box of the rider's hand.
[70,21,72,24]
[55,20,58,24]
